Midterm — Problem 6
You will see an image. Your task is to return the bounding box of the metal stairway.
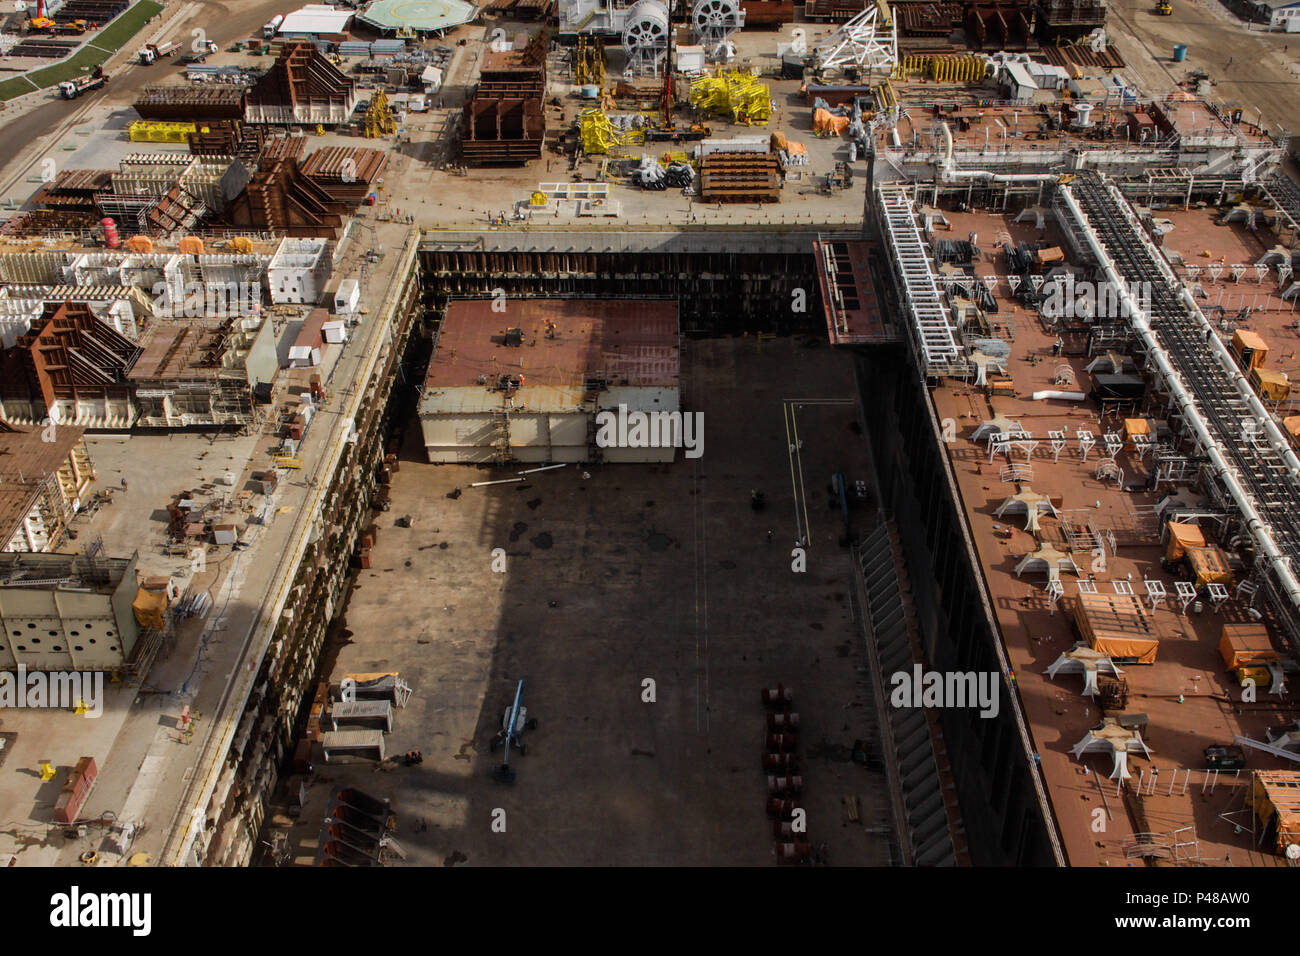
[876,183,966,378]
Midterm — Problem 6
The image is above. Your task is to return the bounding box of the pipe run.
[938,122,1059,184]
[1030,390,1086,401]
[1056,184,1300,612]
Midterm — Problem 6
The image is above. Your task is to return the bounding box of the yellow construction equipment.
[1155,0,1172,13]
[274,456,303,469]
[39,761,56,782]
[689,71,771,125]
[129,120,196,143]
[364,89,397,138]
[579,107,644,154]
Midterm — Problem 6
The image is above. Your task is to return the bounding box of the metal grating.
[1060,172,1300,625]
[1259,171,1300,243]
[876,184,965,377]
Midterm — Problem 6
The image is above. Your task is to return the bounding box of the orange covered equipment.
[1219,624,1278,670]
[1165,521,1205,562]
[1185,544,1234,589]
[1074,591,1159,664]
[813,108,849,136]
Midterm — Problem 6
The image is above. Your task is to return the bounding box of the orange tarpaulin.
[1251,772,1300,856]
[1219,624,1279,670]
[1074,592,1159,664]
[813,108,848,136]
[131,587,167,629]
[1123,417,1150,441]
[1165,521,1205,562]
[1185,544,1234,589]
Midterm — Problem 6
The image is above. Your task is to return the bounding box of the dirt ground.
[277,334,897,866]
[1106,0,1300,138]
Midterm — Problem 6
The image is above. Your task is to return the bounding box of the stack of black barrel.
[762,684,810,864]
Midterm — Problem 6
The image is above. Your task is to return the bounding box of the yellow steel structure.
[689,71,771,125]
[129,120,197,143]
[876,79,897,110]
[580,108,645,154]
[575,33,606,86]
[892,54,987,83]
[364,89,397,138]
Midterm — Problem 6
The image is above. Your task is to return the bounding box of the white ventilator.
[776,27,807,58]
[691,0,744,58]
[812,6,898,75]
[622,0,671,76]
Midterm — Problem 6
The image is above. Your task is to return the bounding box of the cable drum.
[691,0,744,52]
[622,0,670,76]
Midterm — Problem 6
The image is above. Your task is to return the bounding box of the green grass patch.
[0,0,164,101]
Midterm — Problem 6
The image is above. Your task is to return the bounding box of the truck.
[58,66,107,99]
[25,0,55,33]
[180,45,217,65]
[263,13,283,38]
[137,40,181,64]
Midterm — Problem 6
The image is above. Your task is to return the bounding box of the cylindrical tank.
[1173,44,1188,62]
[581,85,599,99]
[1074,102,1094,129]
[100,217,119,248]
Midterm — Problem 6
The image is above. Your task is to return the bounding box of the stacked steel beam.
[699,152,782,203]
[53,0,126,23]
[299,146,388,202]
[134,86,248,122]
[739,0,796,24]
